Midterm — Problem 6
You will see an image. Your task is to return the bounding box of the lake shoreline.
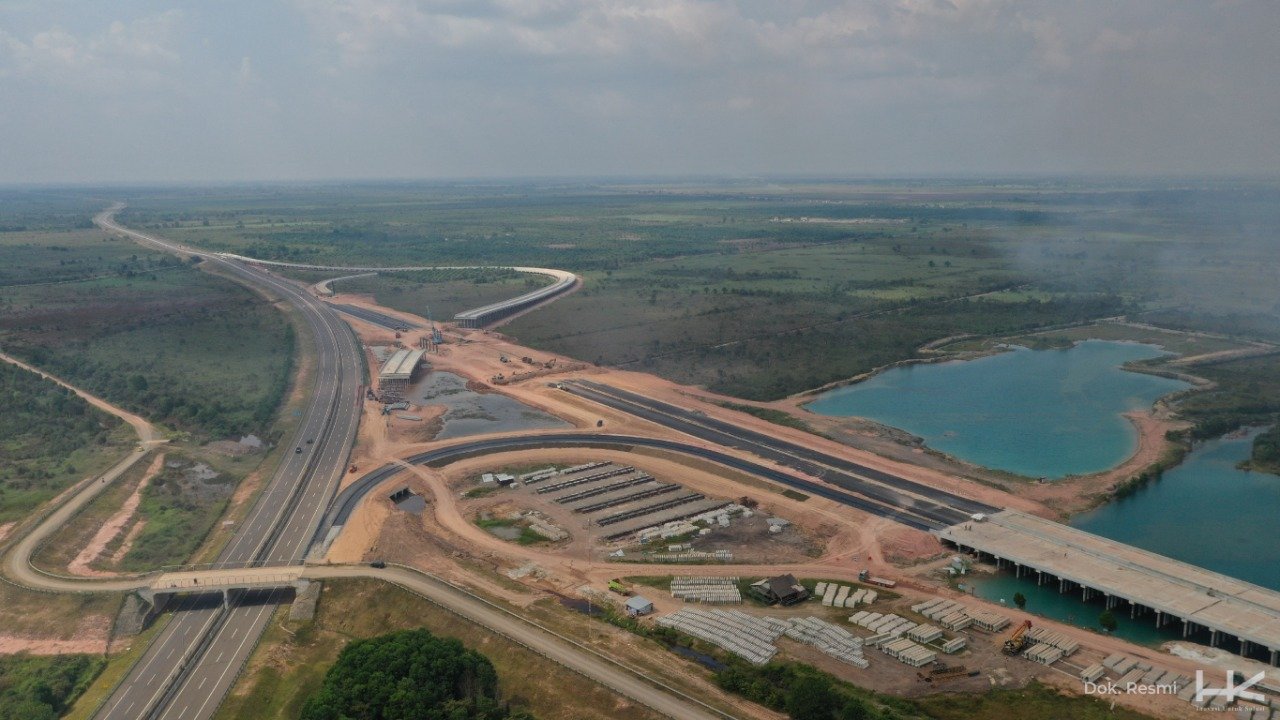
[796,340,1197,514]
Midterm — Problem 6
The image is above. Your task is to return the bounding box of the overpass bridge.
[144,566,307,609]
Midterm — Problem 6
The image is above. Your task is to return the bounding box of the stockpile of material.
[1025,644,1064,665]
[912,598,1010,632]
[649,549,733,563]
[1080,664,1106,683]
[783,617,869,668]
[906,624,944,644]
[848,611,917,642]
[817,583,877,608]
[670,576,742,604]
[528,520,568,541]
[878,637,937,667]
[655,609,785,665]
[1025,626,1079,656]
[968,609,1011,632]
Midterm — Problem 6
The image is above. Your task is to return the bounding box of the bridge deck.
[940,510,1280,653]
[151,567,304,591]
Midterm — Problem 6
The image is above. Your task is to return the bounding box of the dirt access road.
[0,350,165,594]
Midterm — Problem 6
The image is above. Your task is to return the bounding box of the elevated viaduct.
[941,510,1280,665]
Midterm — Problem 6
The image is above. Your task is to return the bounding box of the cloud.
[0,1,1277,182]
[0,10,182,89]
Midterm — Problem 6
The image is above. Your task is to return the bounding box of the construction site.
[454,457,817,564]
[317,285,1275,719]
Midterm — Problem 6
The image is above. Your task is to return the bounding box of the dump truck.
[608,579,632,596]
[1002,620,1033,656]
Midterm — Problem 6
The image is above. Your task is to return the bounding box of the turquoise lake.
[964,430,1279,645]
[805,340,1190,479]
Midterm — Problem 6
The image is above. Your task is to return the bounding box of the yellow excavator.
[1002,620,1033,655]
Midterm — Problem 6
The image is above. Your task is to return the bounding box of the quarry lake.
[805,340,1190,479]
[964,429,1280,645]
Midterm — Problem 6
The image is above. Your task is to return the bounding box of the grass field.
[0,360,133,523]
[0,229,296,440]
[215,578,664,720]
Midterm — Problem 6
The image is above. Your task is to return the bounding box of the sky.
[1,0,1277,184]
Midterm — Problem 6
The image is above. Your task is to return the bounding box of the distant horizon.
[4,172,1280,192]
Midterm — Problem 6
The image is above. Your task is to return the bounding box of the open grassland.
[0,361,133,523]
[0,230,295,441]
[215,578,664,720]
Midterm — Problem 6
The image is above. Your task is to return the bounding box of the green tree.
[301,628,531,720]
[838,697,872,720]
[1099,610,1118,633]
[1013,592,1026,609]
[785,673,836,720]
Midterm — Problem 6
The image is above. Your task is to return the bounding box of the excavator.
[1002,619,1033,655]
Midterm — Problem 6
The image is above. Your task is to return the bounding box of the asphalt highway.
[88,209,718,720]
[563,380,999,525]
[331,302,421,330]
[93,208,364,720]
[317,432,952,552]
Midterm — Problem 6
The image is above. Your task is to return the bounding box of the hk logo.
[1195,670,1266,704]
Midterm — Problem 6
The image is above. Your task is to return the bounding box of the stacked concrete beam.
[940,637,967,653]
[907,624,944,644]
[655,608,783,665]
[784,617,869,668]
[1026,627,1080,656]
[1025,644,1065,665]
[879,637,937,667]
[670,576,742,604]
[968,609,1011,632]
[1080,664,1107,683]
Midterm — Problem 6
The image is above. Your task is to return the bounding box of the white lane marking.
[184,604,274,720]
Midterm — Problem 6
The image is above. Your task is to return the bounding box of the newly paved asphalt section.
[92,208,364,720]
[563,380,999,527]
[331,302,421,330]
[319,433,949,541]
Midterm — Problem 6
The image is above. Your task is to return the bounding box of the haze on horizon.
[1,0,1277,185]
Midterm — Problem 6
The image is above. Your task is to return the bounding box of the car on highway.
[295,446,302,453]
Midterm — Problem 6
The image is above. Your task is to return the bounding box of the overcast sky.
[1,0,1277,184]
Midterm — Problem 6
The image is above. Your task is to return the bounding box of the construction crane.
[1002,619,1033,656]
